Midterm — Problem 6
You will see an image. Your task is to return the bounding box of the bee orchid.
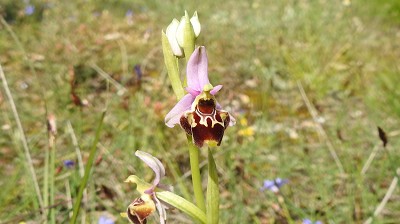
[165,46,235,148]
[125,151,168,224]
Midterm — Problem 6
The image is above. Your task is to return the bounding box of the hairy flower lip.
[127,196,155,224]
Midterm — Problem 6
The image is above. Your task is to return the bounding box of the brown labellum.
[180,98,230,148]
[126,197,155,224]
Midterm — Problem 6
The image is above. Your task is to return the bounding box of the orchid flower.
[165,46,235,148]
[124,151,168,224]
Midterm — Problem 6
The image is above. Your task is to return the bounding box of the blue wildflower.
[302,219,322,224]
[261,178,288,193]
[63,160,75,169]
[98,216,114,224]
[126,9,134,18]
[134,64,142,81]
[25,5,35,16]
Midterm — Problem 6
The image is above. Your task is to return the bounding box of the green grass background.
[0,0,399,223]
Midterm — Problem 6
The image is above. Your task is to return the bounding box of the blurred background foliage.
[0,0,399,223]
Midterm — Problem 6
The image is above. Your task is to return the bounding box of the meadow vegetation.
[0,0,399,223]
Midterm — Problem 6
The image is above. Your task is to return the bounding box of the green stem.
[206,148,219,224]
[49,135,56,224]
[43,146,49,223]
[187,135,206,212]
[277,194,294,224]
[69,111,106,224]
[0,63,45,217]
[161,31,185,99]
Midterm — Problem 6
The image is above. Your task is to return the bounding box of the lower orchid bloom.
[165,46,235,148]
[124,151,168,224]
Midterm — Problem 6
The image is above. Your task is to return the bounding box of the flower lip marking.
[165,46,235,147]
[194,98,224,129]
[197,98,215,114]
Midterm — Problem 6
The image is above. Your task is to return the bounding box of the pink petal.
[210,85,223,95]
[187,46,209,92]
[135,151,165,189]
[228,114,236,126]
[216,102,222,110]
[185,86,201,96]
[165,94,195,128]
[216,102,236,126]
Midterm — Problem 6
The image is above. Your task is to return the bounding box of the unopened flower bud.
[176,16,186,48]
[190,11,201,37]
[47,114,57,136]
[176,11,201,48]
[166,19,183,56]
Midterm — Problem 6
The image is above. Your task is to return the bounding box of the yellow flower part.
[238,127,255,137]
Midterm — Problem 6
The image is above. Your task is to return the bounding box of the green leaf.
[156,191,206,223]
[161,31,185,99]
[206,148,219,224]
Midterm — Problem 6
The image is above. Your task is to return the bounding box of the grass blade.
[0,64,45,214]
[69,110,106,224]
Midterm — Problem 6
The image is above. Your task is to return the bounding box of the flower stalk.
[206,148,219,224]
[161,31,185,99]
[188,136,206,212]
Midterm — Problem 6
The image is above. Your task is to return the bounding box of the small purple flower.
[98,216,114,224]
[25,5,35,15]
[134,64,143,81]
[302,219,322,224]
[126,9,134,18]
[63,160,75,169]
[261,178,288,193]
[165,46,235,147]
[92,11,101,18]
